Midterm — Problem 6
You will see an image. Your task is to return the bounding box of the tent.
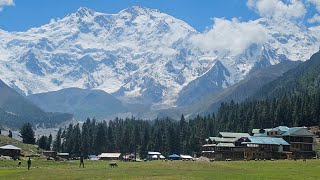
[168,154,181,160]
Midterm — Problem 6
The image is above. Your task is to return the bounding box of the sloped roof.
[148,151,161,155]
[202,144,216,147]
[273,126,290,132]
[219,132,250,138]
[243,137,289,145]
[217,143,235,147]
[281,127,315,136]
[180,155,193,159]
[99,153,121,158]
[0,145,21,150]
[209,137,240,143]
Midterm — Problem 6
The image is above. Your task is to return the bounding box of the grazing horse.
[109,162,118,168]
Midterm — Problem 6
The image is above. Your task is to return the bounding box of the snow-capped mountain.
[0,6,319,110]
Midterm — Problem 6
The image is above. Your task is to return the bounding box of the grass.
[0,135,39,156]
[0,159,320,180]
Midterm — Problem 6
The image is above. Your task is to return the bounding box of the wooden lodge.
[202,126,318,161]
[202,132,250,160]
[243,136,291,160]
[252,126,317,158]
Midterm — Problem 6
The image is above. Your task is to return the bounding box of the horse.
[109,162,118,168]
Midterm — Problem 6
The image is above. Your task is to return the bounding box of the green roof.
[219,132,250,138]
[280,127,315,136]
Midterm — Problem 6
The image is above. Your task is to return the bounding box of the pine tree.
[38,135,48,150]
[47,134,53,150]
[8,130,12,138]
[20,123,35,144]
[53,128,62,152]
[72,124,81,156]
[81,121,90,157]
[93,123,106,154]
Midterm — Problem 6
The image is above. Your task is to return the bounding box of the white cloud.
[247,0,306,20]
[0,0,14,11]
[308,13,320,23]
[307,0,320,23]
[191,18,269,53]
[308,0,320,12]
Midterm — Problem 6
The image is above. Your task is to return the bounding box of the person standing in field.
[79,156,84,168]
[27,158,31,170]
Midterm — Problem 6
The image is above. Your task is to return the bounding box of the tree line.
[9,90,320,158]
[50,90,320,158]
[52,115,213,158]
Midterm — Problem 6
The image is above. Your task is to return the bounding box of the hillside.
[0,80,73,128]
[197,60,302,115]
[27,88,141,120]
[0,135,39,156]
[155,60,301,119]
[254,51,320,98]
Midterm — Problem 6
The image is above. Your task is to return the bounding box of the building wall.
[0,149,21,158]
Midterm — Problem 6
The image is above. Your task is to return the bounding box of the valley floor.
[0,159,320,179]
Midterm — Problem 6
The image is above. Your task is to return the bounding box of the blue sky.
[0,0,319,32]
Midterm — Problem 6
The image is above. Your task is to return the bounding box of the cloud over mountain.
[0,0,14,11]
[247,0,306,20]
[190,18,269,53]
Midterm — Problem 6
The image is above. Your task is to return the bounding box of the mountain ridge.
[0,80,73,128]
[0,6,319,116]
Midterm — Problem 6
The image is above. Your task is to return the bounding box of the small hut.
[0,145,21,158]
[99,153,121,160]
[57,152,70,160]
[43,151,57,158]
[147,152,162,160]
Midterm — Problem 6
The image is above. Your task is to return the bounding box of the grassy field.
[0,159,320,180]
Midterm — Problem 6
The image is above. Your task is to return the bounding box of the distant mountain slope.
[253,51,320,98]
[0,80,72,128]
[176,60,230,106]
[27,88,135,120]
[185,60,302,116]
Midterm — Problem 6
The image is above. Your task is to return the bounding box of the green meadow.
[0,159,320,180]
